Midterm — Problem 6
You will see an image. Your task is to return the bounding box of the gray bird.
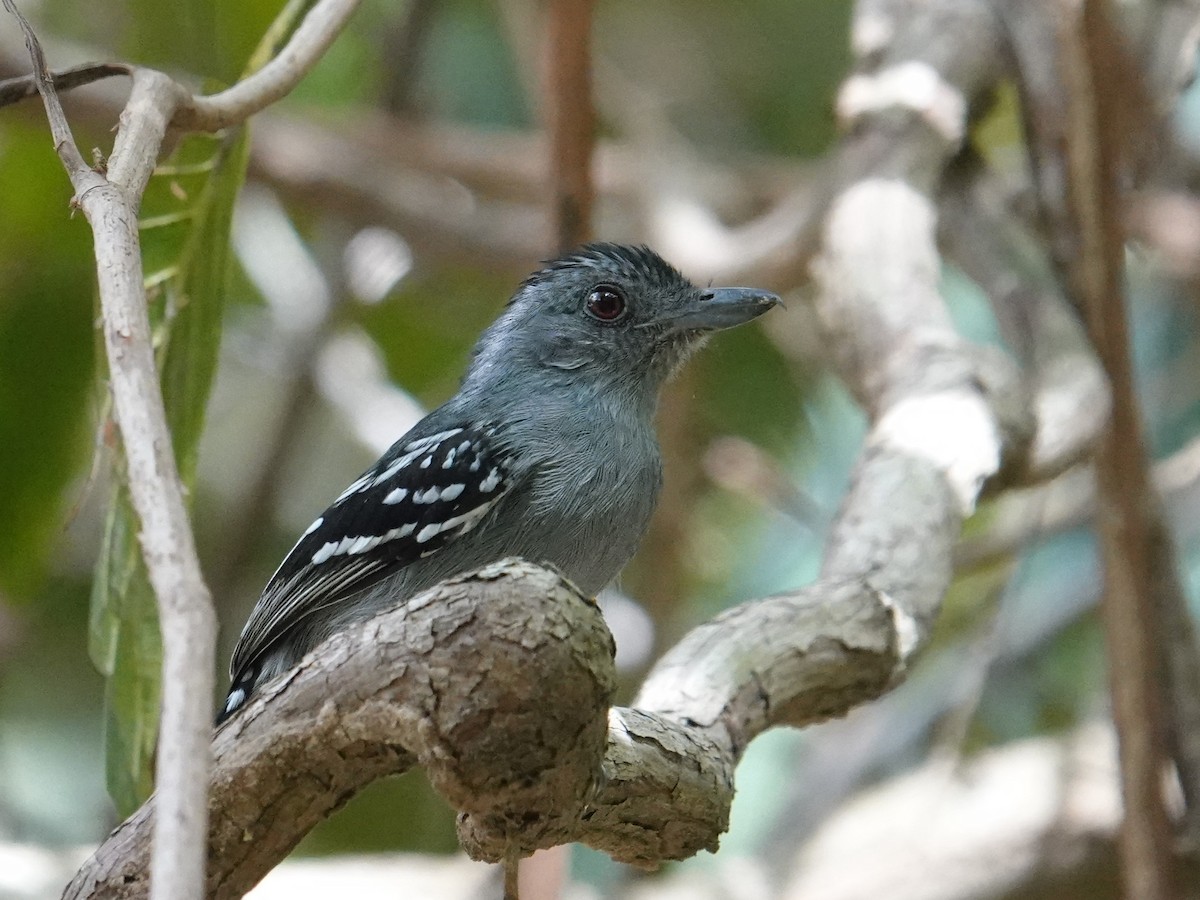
[219,243,777,722]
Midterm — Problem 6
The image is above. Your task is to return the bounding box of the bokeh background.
[2,0,1199,897]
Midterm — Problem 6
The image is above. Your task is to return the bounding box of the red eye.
[585,286,627,322]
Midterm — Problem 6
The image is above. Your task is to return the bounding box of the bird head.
[465,244,779,405]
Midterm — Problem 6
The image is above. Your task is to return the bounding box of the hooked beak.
[656,287,780,334]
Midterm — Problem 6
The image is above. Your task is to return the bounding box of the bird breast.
[499,410,663,595]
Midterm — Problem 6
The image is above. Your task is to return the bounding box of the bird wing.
[229,421,511,680]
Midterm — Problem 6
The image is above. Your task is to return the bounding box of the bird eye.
[585,285,627,322]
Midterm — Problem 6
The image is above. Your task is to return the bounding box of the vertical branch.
[381,0,439,115]
[1056,1,1180,896]
[94,181,217,900]
[544,0,595,251]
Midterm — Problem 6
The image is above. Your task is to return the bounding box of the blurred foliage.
[2,0,1199,896]
[361,265,515,402]
[0,125,95,598]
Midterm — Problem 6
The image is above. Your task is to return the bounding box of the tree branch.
[174,0,362,132]
[1044,1,1181,894]
[66,563,614,899]
[939,157,1108,483]
[0,60,128,107]
[544,0,595,251]
[67,557,922,897]
[955,434,1200,573]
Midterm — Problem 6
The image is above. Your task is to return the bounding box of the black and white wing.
[229,421,511,684]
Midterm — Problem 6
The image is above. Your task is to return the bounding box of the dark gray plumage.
[219,243,777,721]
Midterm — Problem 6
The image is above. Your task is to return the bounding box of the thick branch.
[69,555,942,897]
[66,563,615,898]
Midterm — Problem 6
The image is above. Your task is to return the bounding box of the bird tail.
[215,662,259,725]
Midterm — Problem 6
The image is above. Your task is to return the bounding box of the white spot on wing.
[312,541,339,565]
[373,450,420,486]
[443,448,457,468]
[439,483,464,502]
[413,494,502,547]
[303,516,324,537]
[348,535,380,554]
[479,468,502,492]
[384,487,408,504]
[404,428,462,452]
[370,430,466,488]
[335,474,372,503]
[413,487,441,504]
[420,456,432,468]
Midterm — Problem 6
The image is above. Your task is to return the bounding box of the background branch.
[1001,2,1189,895]
[544,0,595,251]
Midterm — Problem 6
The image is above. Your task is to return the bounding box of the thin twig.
[1,0,92,180]
[955,434,1200,572]
[939,156,1107,483]
[179,0,362,132]
[0,60,128,107]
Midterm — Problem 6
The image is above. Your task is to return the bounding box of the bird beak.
[658,287,780,333]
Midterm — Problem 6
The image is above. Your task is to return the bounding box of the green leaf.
[89,127,249,816]
[159,130,251,483]
[93,487,162,808]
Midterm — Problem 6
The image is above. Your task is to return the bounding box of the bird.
[218,243,778,722]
